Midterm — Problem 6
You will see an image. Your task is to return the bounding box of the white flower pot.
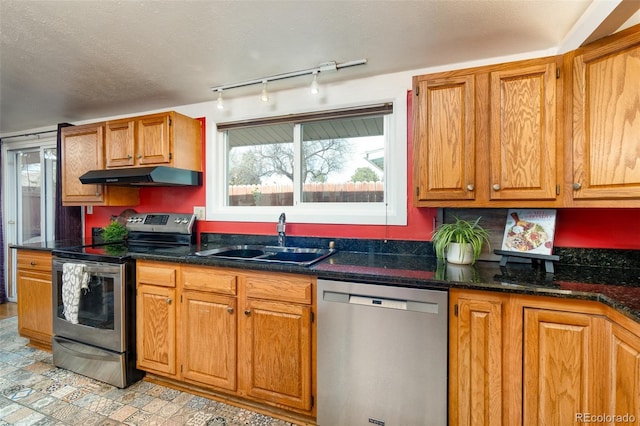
[446,242,474,265]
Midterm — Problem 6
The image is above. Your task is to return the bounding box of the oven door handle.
[85,267,118,275]
[53,260,120,276]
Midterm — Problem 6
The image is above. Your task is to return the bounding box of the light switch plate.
[193,206,205,220]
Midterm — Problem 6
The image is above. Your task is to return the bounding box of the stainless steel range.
[51,213,196,388]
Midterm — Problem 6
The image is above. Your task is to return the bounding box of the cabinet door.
[137,113,172,166]
[572,29,640,200]
[607,323,640,422]
[489,61,557,200]
[105,119,135,168]
[523,308,604,426]
[16,269,52,348]
[181,291,237,391]
[61,124,105,205]
[413,75,476,203]
[450,293,503,426]
[136,285,177,376]
[241,299,312,411]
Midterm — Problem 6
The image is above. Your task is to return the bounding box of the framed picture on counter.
[500,209,557,256]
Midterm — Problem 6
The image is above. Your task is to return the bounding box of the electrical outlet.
[193,206,205,220]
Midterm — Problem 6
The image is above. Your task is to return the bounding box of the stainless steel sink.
[193,244,336,266]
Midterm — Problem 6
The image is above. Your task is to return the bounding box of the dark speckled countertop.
[11,234,640,323]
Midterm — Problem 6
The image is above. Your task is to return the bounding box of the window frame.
[208,102,407,226]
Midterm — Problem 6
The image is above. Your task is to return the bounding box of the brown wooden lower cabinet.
[16,249,53,350]
[450,289,640,425]
[136,260,316,419]
[181,290,237,390]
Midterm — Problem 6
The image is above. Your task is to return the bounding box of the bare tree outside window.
[226,114,386,206]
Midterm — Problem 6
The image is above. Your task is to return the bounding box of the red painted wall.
[84,96,640,249]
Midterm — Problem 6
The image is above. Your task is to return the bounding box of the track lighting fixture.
[310,71,319,95]
[216,90,224,110]
[210,59,366,104]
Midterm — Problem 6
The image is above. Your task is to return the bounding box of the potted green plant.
[101,220,128,243]
[432,217,490,265]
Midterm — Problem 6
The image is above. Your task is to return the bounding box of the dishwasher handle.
[323,290,439,314]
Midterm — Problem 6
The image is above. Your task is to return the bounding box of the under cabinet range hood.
[79,166,202,186]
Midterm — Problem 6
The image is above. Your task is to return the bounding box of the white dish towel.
[61,263,90,324]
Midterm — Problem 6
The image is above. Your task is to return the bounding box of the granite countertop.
[12,238,640,323]
[9,239,89,251]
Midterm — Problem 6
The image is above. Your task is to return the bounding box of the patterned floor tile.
[11,410,46,425]
[156,401,181,418]
[2,405,38,424]
[141,397,168,413]
[127,393,155,409]
[185,410,215,426]
[26,394,57,411]
[0,318,294,426]
[49,384,77,399]
[108,404,138,422]
[0,401,23,419]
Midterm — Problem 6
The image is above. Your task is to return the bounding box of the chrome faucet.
[277,213,286,247]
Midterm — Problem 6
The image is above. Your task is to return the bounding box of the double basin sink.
[193,244,336,266]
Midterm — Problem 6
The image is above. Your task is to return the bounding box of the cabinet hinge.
[556,68,560,79]
[311,395,314,408]
[556,184,560,195]
[311,311,315,323]
[180,365,183,373]
[454,304,459,317]
[415,86,419,96]
[168,118,172,126]
[180,295,182,303]
[169,152,173,160]
[416,186,420,197]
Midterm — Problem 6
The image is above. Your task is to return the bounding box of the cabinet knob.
[30,261,36,266]
[166,298,172,305]
[492,184,501,191]
[127,154,132,159]
[573,182,582,190]
[227,306,234,314]
[466,184,474,191]
[244,309,251,316]
[95,192,101,197]
[137,154,142,159]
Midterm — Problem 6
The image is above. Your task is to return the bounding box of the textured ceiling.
[1,0,639,135]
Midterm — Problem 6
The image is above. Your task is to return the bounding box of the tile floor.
[0,317,294,425]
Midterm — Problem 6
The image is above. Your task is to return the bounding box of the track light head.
[261,81,269,102]
[310,71,319,95]
[216,90,224,110]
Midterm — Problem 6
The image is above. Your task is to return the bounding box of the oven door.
[52,258,126,353]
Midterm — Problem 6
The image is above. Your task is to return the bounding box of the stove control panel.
[126,213,196,234]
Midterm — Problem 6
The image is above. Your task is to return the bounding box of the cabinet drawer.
[245,273,313,304]
[182,266,237,295]
[17,250,52,272]
[137,262,177,288]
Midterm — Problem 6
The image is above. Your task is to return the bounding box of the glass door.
[3,139,57,301]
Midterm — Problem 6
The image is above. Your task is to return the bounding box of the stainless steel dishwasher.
[317,279,448,426]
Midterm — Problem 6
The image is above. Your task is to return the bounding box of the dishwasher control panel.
[349,295,407,310]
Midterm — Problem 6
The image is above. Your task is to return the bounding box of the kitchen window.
[213,103,405,225]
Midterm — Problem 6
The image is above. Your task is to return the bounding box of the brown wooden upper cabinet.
[413,56,562,208]
[569,25,640,205]
[413,23,640,208]
[61,123,139,206]
[105,111,202,171]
